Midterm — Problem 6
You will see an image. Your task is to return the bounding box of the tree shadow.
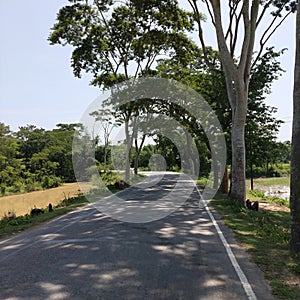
[0,175,271,299]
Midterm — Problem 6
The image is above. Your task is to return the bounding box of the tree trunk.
[133,135,146,176]
[134,137,139,175]
[250,163,254,191]
[290,6,300,255]
[104,144,108,165]
[184,129,197,177]
[124,120,132,183]
[219,165,229,194]
[229,87,247,204]
[208,0,258,205]
[212,158,219,190]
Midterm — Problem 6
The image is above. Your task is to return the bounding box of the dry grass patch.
[0,183,91,218]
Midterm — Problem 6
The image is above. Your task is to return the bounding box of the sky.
[0,0,296,141]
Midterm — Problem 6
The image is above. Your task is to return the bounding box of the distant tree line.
[0,123,80,195]
[0,118,290,197]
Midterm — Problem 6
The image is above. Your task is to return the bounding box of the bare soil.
[259,201,290,212]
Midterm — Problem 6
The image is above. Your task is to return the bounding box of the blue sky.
[0,0,295,141]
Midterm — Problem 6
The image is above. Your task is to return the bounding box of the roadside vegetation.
[1,0,300,287]
[0,170,144,240]
[0,194,88,240]
[212,193,300,300]
[247,176,290,188]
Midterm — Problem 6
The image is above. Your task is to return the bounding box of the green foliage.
[246,163,290,178]
[156,46,285,171]
[196,177,208,188]
[41,175,62,189]
[0,123,82,196]
[60,195,88,207]
[49,0,194,88]
[100,169,122,186]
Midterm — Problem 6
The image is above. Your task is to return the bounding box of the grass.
[0,195,89,240]
[211,193,300,300]
[196,177,208,189]
[247,189,290,207]
[247,176,290,188]
[0,182,89,218]
[0,173,146,240]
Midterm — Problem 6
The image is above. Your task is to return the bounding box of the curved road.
[0,173,273,299]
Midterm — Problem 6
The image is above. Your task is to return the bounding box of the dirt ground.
[0,183,88,217]
[259,201,290,212]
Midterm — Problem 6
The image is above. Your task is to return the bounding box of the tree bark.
[290,6,300,254]
[133,135,146,175]
[124,120,132,183]
[229,88,247,203]
[208,0,258,205]
[219,165,229,194]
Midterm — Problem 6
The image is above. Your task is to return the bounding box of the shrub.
[246,163,290,178]
[41,175,62,189]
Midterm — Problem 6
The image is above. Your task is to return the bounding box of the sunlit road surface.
[0,173,273,299]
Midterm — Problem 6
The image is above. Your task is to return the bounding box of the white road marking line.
[196,186,257,300]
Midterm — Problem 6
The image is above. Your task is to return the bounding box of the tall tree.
[187,0,296,204]
[156,45,285,191]
[90,109,119,165]
[0,123,23,195]
[49,0,194,182]
[290,2,300,254]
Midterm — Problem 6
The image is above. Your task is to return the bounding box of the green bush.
[197,177,208,188]
[246,163,290,178]
[41,175,62,189]
[100,170,122,185]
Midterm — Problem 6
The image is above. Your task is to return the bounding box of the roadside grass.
[211,194,300,300]
[0,173,146,240]
[196,177,208,189]
[0,195,89,240]
[0,182,87,218]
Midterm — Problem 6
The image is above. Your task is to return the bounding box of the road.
[0,173,273,299]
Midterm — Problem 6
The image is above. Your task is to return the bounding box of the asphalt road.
[0,173,273,300]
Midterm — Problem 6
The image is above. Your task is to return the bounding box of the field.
[246,176,290,188]
[0,183,86,218]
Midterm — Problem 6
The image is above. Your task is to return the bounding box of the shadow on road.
[0,174,272,299]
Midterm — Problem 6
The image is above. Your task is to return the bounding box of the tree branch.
[231,9,243,56]
[252,10,292,68]
[256,0,273,27]
[187,0,211,66]
[238,0,251,74]
[210,0,238,108]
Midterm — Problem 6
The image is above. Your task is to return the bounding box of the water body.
[262,185,290,200]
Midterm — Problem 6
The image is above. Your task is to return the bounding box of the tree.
[187,0,296,204]
[90,109,119,165]
[0,123,23,195]
[156,45,285,191]
[290,2,300,254]
[49,0,194,182]
[49,123,83,182]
